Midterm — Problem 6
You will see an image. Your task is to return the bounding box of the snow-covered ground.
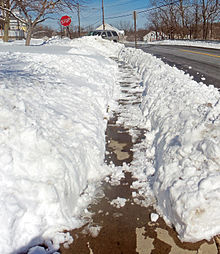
[142,39,220,49]
[0,37,220,253]
[0,37,122,254]
[118,46,220,242]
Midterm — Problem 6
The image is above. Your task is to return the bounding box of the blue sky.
[51,0,152,30]
[81,0,152,29]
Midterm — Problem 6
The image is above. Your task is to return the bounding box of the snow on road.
[141,39,220,49]
[0,37,220,253]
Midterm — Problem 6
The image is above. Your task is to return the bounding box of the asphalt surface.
[125,43,220,89]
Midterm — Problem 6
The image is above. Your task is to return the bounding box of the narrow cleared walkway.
[60,60,218,254]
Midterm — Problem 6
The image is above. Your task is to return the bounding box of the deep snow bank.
[119,47,220,242]
[0,37,121,253]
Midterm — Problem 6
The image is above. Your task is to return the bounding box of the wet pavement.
[59,60,219,254]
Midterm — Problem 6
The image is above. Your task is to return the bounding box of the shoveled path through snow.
[59,60,218,254]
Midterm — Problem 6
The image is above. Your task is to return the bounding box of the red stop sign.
[60,15,71,26]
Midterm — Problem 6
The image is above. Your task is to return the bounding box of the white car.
[88,30,119,42]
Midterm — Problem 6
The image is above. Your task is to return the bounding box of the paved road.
[126,43,220,89]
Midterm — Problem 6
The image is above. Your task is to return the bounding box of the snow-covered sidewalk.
[0,37,220,253]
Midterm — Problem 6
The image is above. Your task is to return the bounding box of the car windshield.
[87,31,94,36]
[93,31,101,36]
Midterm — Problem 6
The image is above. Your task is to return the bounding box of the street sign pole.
[133,11,137,48]
[102,0,105,30]
[60,15,72,38]
[77,3,81,37]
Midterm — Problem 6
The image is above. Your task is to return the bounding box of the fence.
[0,30,25,40]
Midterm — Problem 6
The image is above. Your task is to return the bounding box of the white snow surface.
[150,213,159,222]
[146,39,220,49]
[118,46,220,242]
[0,36,121,254]
[0,36,220,252]
[110,197,127,208]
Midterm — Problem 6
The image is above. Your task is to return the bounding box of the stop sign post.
[60,15,71,38]
[60,15,71,27]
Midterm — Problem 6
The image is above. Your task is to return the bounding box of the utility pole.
[133,11,137,48]
[77,2,81,37]
[102,0,105,30]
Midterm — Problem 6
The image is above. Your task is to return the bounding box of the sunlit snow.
[147,39,220,49]
[119,45,220,242]
[0,37,121,253]
[0,37,219,253]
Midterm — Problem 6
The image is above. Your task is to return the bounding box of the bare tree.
[116,20,133,32]
[209,6,220,37]
[0,0,79,45]
[3,0,9,41]
[147,0,220,40]
[200,0,219,39]
[191,0,200,38]
[176,0,192,38]
[148,10,161,39]
[0,0,10,42]
[32,24,56,38]
[149,0,180,39]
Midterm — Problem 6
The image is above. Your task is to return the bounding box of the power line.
[82,19,101,30]
[81,9,100,20]
[105,1,180,21]
[104,6,148,20]
[138,0,180,14]
[106,13,132,20]
[81,1,181,29]
[91,18,101,27]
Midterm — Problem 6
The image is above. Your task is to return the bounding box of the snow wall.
[118,46,220,242]
[0,37,121,254]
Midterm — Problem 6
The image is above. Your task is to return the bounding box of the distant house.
[95,23,124,37]
[0,8,26,40]
[143,31,168,42]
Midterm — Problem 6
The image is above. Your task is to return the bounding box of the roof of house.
[95,24,124,35]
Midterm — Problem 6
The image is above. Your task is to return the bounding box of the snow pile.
[0,37,120,254]
[119,47,220,242]
[1,33,220,252]
[0,38,44,46]
[147,39,220,49]
[45,36,123,57]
